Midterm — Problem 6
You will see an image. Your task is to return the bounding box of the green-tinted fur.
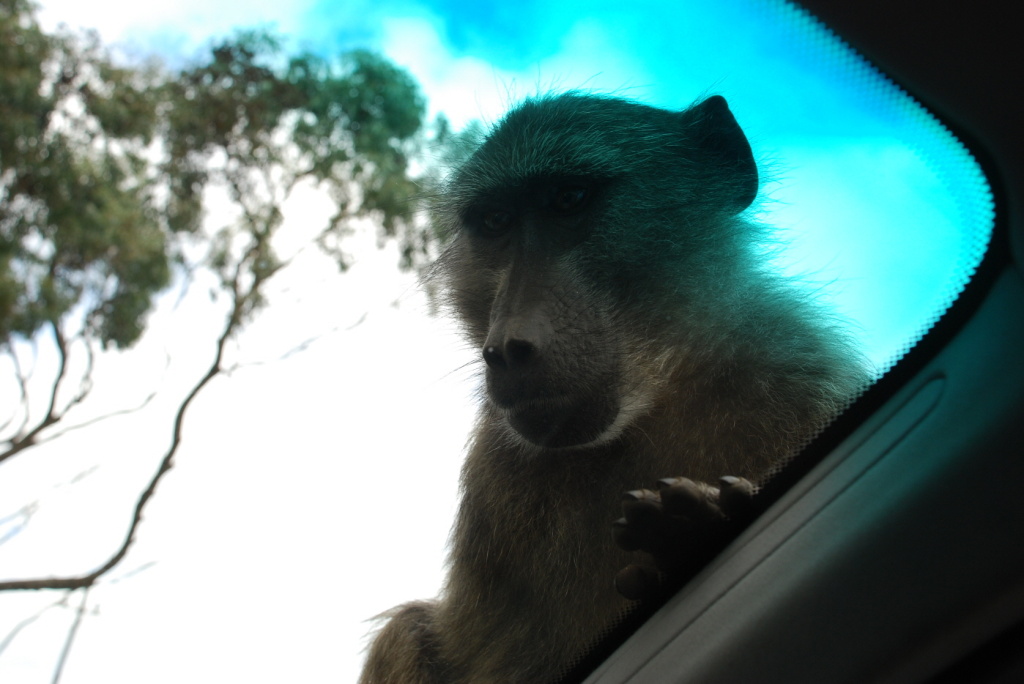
[362,93,871,683]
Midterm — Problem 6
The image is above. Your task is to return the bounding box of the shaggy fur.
[360,93,869,683]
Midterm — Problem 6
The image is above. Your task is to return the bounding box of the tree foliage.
[1,0,168,349]
[2,0,434,348]
[1,0,438,467]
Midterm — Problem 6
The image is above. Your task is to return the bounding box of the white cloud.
[378,14,661,132]
[379,17,516,129]
[37,0,318,57]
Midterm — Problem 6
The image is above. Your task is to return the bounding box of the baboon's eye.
[550,185,589,213]
[479,210,513,237]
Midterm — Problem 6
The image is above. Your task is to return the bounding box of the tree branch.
[0,592,70,656]
[50,588,89,684]
[0,253,261,592]
[0,323,79,465]
[36,352,168,446]
[1,338,164,464]
[0,339,32,436]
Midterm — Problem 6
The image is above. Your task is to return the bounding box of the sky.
[0,1,994,682]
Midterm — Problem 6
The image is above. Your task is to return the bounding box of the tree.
[0,0,445,674]
[1,0,171,466]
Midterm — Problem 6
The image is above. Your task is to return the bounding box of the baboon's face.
[456,178,632,449]
[438,94,757,450]
[442,165,653,451]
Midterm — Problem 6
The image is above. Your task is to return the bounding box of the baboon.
[360,93,869,683]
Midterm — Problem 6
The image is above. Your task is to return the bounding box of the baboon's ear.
[682,95,758,212]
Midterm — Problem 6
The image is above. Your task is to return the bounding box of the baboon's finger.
[621,488,663,526]
[611,517,643,551]
[658,477,722,521]
[614,564,661,601]
[719,476,756,520]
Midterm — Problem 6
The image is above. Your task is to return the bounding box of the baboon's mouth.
[503,395,619,449]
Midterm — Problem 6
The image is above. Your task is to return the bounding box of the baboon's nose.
[483,337,536,368]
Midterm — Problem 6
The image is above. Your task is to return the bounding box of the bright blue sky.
[293,0,886,135]
[41,0,991,371]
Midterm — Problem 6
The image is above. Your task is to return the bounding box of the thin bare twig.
[0,239,268,592]
[40,387,160,444]
[61,334,96,410]
[37,352,169,445]
[50,588,89,684]
[0,592,71,656]
[227,312,367,374]
[1,331,133,465]
[0,502,39,546]
[43,321,71,428]
[0,323,77,465]
[0,339,31,436]
[0,311,232,591]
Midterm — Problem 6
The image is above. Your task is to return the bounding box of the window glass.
[0,1,995,683]
[361,0,993,376]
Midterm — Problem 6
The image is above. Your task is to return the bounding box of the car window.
[0,1,994,682]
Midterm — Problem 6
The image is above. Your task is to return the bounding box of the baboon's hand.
[612,476,755,601]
